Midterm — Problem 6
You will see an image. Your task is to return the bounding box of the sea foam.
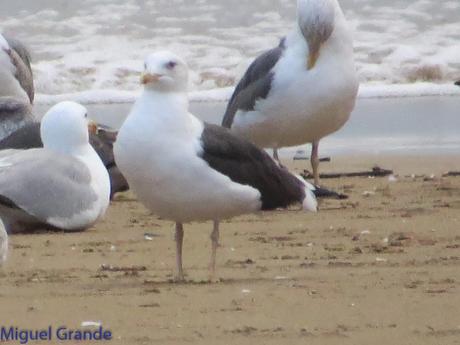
[1,0,459,98]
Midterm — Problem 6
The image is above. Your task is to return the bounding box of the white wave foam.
[2,0,459,95]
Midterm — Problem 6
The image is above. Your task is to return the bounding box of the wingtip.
[294,175,318,212]
[303,187,318,212]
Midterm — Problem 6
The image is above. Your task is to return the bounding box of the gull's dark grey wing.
[4,36,34,104]
[222,39,285,128]
[0,121,41,149]
[87,129,129,197]
[0,98,34,141]
[200,123,305,210]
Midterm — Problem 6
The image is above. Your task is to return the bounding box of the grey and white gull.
[0,101,110,233]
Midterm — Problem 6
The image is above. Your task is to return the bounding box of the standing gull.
[0,101,110,233]
[0,34,35,140]
[114,51,317,282]
[222,0,359,186]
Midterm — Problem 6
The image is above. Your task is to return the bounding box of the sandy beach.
[1,0,459,343]
[1,154,459,344]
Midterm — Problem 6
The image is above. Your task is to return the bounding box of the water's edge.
[34,94,460,157]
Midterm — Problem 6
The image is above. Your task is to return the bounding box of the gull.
[0,101,110,233]
[222,0,359,186]
[114,51,317,282]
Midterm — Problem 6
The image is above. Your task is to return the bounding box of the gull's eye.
[166,61,177,70]
[84,113,88,118]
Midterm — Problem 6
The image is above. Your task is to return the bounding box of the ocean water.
[1,0,460,97]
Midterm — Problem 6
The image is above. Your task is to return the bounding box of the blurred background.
[1,0,459,95]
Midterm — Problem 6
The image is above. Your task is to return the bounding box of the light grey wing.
[222,39,285,128]
[4,36,34,104]
[0,149,98,227]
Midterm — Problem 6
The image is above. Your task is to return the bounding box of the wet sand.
[1,154,460,344]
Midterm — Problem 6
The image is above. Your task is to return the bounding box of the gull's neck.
[143,88,188,108]
[135,88,190,123]
[46,141,95,159]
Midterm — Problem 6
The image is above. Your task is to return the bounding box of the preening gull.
[0,122,129,199]
[222,0,359,186]
[114,51,317,282]
[0,34,35,140]
[0,101,110,233]
[2,34,34,104]
[0,219,7,264]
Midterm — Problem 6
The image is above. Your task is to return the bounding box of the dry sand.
[1,154,460,344]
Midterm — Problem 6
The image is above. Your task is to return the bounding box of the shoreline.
[32,90,460,157]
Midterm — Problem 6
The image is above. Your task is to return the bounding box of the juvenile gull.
[222,0,359,186]
[0,101,110,233]
[114,51,317,282]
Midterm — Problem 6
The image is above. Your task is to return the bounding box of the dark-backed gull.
[222,0,359,186]
[114,51,318,282]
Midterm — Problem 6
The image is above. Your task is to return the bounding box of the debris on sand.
[388,175,398,182]
[362,190,376,197]
[81,321,102,327]
[443,171,460,177]
[294,150,331,162]
[302,166,393,179]
[99,264,147,273]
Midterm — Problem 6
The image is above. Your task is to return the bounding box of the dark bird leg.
[311,141,320,186]
[175,222,185,282]
[209,220,220,281]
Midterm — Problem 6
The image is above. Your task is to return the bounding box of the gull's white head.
[297,0,336,70]
[40,101,91,153]
[0,219,8,265]
[140,51,188,92]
